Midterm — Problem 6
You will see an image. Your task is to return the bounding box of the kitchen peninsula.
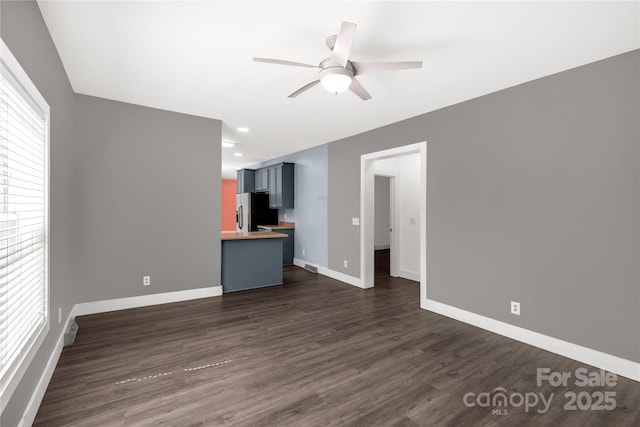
[220,231,288,292]
[257,221,295,265]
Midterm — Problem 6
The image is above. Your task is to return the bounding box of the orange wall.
[221,179,237,231]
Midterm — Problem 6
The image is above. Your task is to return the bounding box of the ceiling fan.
[253,22,423,101]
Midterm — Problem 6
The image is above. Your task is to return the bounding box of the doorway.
[360,142,427,303]
[373,173,400,283]
[374,175,392,282]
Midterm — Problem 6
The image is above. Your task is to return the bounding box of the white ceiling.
[38,1,639,178]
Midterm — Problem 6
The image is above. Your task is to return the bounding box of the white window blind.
[0,39,49,406]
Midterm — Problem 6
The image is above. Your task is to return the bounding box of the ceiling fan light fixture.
[319,67,352,94]
[254,21,422,100]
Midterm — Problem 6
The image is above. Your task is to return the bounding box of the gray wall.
[1,2,222,424]
[74,95,221,302]
[1,1,79,424]
[327,50,640,362]
[249,144,328,267]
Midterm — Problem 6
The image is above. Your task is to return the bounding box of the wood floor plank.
[33,250,640,426]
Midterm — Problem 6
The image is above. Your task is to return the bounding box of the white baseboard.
[293,258,366,288]
[74,286,222,316]
[18,308,76,427]
[293,258,306,269]
[374,244,390,250]
[295,259,413,288]
[423,298,640,382]
[399,269,420,282]
[318,267,365,289]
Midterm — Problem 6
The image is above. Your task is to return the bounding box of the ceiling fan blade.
[352,61,423,76]
[349,77,372,101]
[253,57,318,68]
[332,22,357,67]
[288,80,321,98]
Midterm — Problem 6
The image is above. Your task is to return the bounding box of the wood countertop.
[220,231,288,241]
[257,221,295,231]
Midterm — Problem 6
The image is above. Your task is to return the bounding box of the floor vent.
[304,264,318,274]
[64,319,79,347]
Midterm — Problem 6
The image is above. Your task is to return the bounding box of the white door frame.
[374,172,399,277]
[360,141,427,304]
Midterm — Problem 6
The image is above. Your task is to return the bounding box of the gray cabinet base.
[281,229,294,266]
[221,238,283,292]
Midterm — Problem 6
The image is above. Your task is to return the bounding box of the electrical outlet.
[143,276,151,286]
[58,307,62,325]
[409,218,416,225]
[343,260,348,268]
[302,249,305,256]
[284,213,288,219]
[511,301,520,316]
[352,218,360,226]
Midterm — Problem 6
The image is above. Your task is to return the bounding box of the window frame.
[0,38,50,413]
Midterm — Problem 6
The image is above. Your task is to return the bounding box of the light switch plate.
[352,218,360,226]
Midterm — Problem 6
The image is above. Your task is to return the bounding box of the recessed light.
[233,152,243,157]
[237,127,249,132]
[221,141,235,148]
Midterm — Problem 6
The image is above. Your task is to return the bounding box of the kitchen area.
[221,162,295,292]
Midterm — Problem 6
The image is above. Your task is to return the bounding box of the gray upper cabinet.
[236,169,255,193]
[268,166,282,208]
[268,163,294,209]
[238,163,293,208]
[254,167,269,192]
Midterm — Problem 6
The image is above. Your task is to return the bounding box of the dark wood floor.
[35,251,639,426]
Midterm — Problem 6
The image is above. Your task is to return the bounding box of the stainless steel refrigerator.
[236,192,278,232]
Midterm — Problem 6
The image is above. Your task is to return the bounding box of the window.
[0,39,50,410]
